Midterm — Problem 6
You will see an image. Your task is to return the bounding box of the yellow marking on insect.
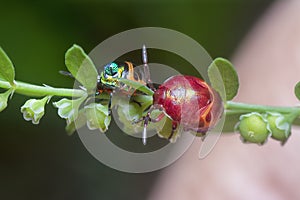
[100,72,119,87]
[118,67,124,78]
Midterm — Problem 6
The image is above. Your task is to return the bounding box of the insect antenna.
[59,70,74,78]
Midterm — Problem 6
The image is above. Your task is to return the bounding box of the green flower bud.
[237,112,270,144]
[53,96,85,122]
[0,89,13,112]
[84,103,111,132]
[116,101,143,134]
[266,112,291,143]
[65,109,87,135]
[115,96,163,136]
[21,96,49,124]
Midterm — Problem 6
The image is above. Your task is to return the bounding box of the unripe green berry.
[266,112,290,142]
[238,113,270,144]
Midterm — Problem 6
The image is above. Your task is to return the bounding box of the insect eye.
[104,63,119,76]
[104,65,111,75]
[110,63,120,76]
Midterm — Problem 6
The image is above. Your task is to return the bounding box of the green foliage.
[222,112,241,132]
[65,45,98,92]
[294,81,300,100]
[0,47,15,85]
[1,44,300,146]
[0,89,13,112]
[208,58,239,101]
[157,117,180,143]
[85,103,111,132]
[119,78,154,96]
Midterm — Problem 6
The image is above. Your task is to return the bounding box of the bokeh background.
[0,1,273,199]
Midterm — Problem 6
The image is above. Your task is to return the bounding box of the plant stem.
[225,110,248,115]
[2,78,300,116]
[225,101,300,114]
[0,79,85,98]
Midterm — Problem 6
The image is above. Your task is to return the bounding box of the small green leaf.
[0,89,13,112]
[115,95,155,135]
[116,100,144,134]
[0,47,15,85]
[208,58,239,101]
[222,112,244,132]
[65,44,98,91]
[157,117,180,143]
[294,81,300,100]
[119,78,154,96]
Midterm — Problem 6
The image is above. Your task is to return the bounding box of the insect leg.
[59,70,74,78]
[108,92,113,116]
[142,112,151,145]
[149,112,165,122]
[142,45,150,81]
[142,45,155,91]
[132,104,164,145]
[141,105,156,145]
[168,121,178,140]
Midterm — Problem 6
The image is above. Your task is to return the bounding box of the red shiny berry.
[153,75,223,134]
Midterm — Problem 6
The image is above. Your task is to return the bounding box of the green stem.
[225,110,248,115]
[284,111,300,124]
[225,101,300,114]
[0,79,85,98]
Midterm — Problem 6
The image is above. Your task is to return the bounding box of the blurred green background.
[0,0,273,199]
